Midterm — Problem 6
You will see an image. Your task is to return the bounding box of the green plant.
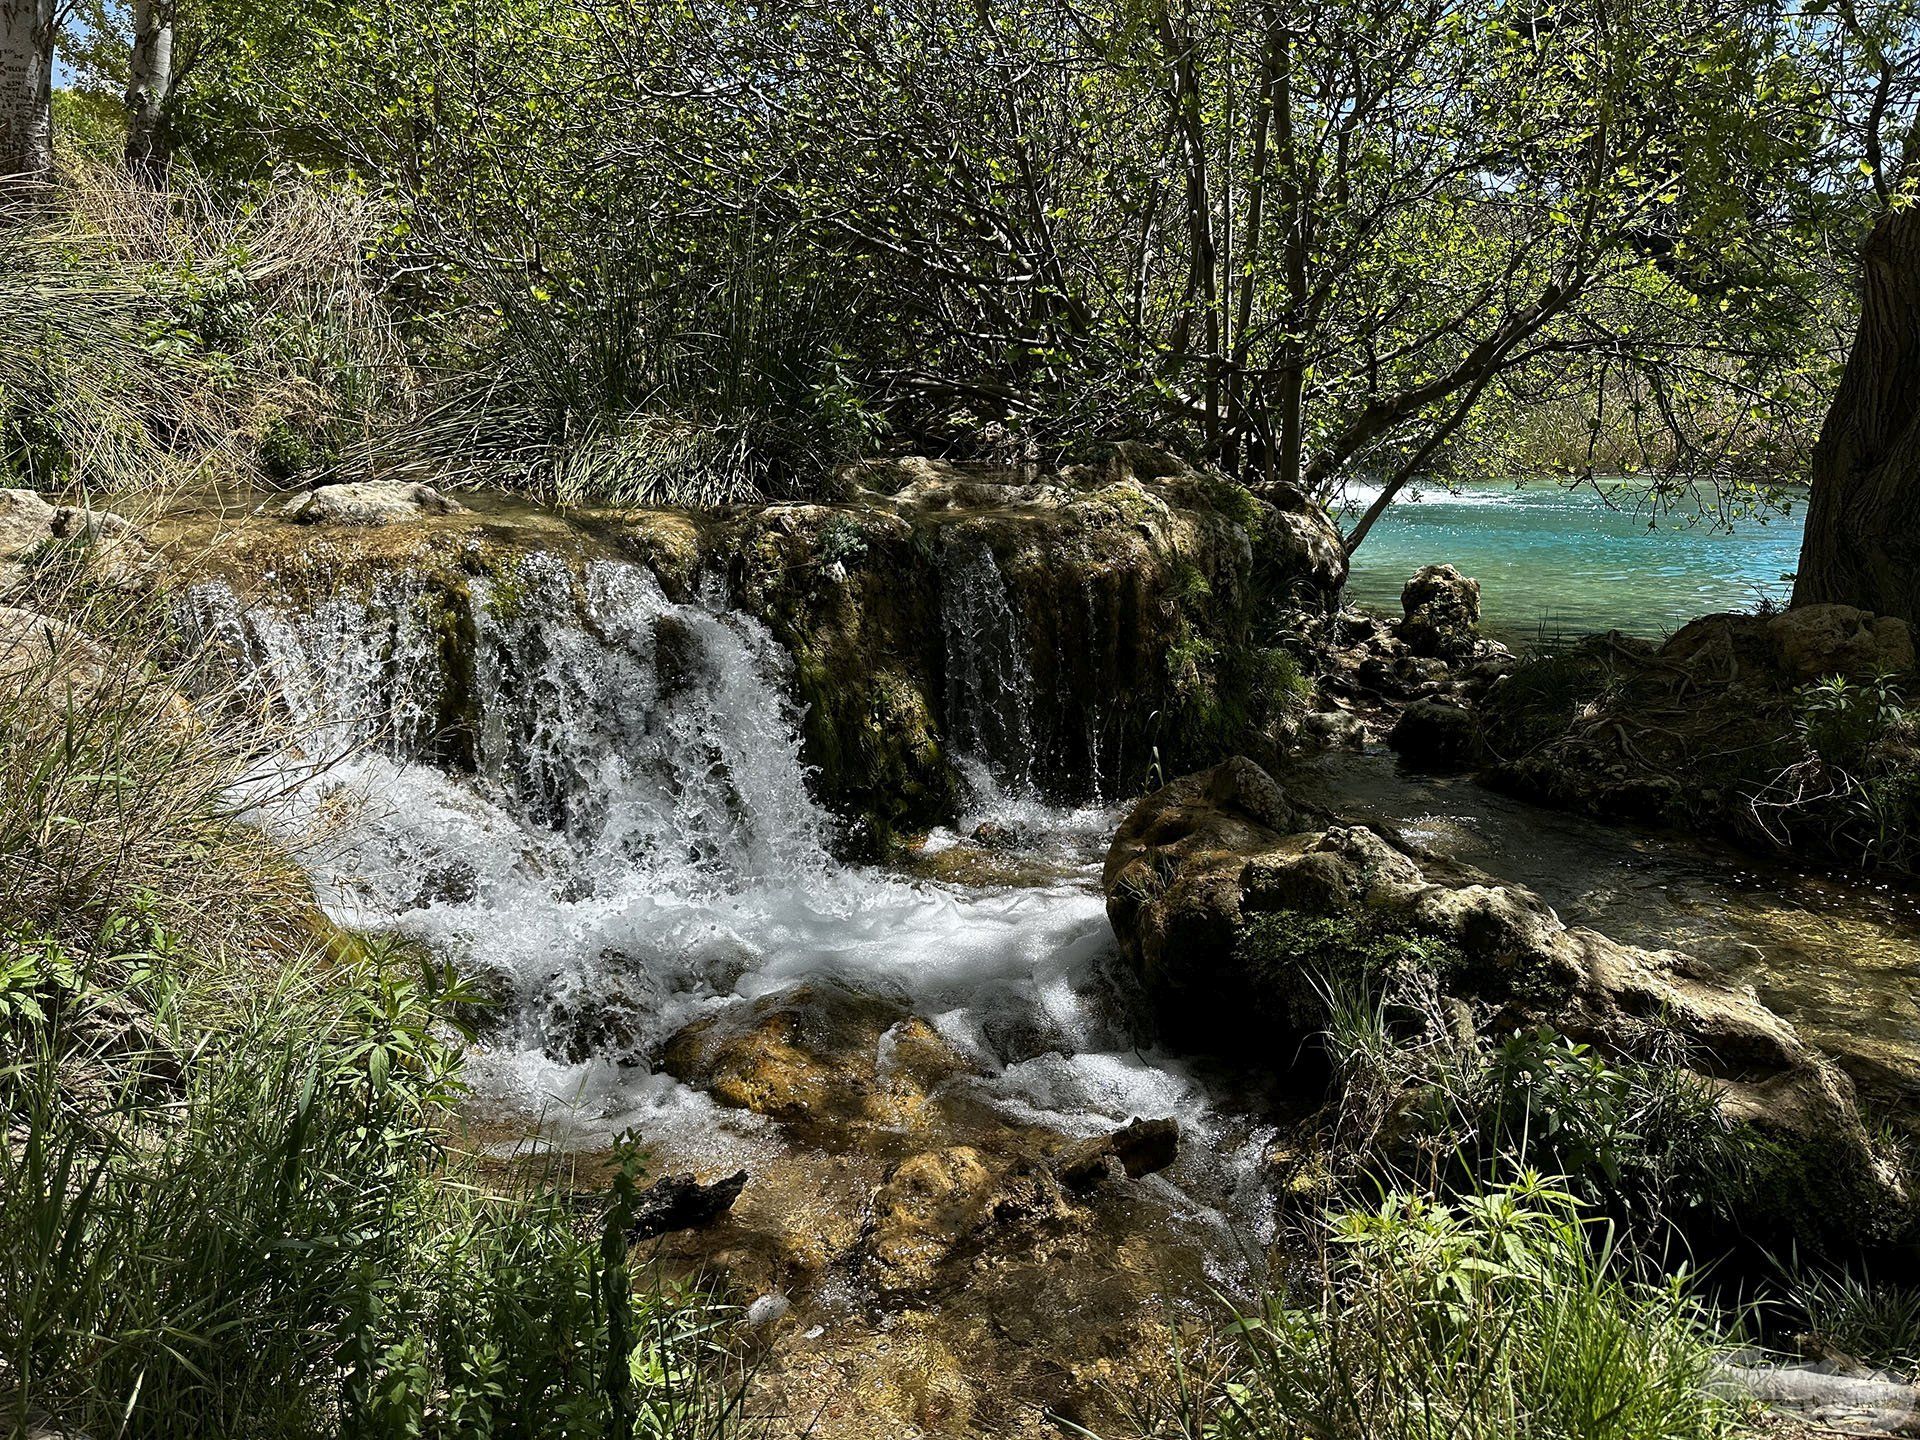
[0,917,756,1440]
[1118,1177,1742,1440]
[1782,1261,1920,1378]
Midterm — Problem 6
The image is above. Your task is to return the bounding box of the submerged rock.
[1105,758,1914,1245]
[660,980,977,1133]
[863,1146,1000,1288]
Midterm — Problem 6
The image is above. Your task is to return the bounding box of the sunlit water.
[1342,479,1806,642]
[186,555,1279,1270]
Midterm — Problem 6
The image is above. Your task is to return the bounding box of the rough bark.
[1794,207,1920,624]
[124,0,177,181]
[0,0,53,187]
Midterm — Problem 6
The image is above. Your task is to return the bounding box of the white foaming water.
[186,554,1273,1219]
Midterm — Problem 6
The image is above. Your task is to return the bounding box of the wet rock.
[661,980,975,1132]
[625,1169,749,1241]
[863,1146,999,1287]
[1054,1117,1180,1188]
[968,819,1023,851]
[1388,697,1482,769]
[282,480,467,526]
[1105,758,1913,1244]
[539,967,661,1066]
[1399,563,1481,658]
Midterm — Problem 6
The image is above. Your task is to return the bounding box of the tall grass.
[1121,1177,1742,1440]
[0,154,406,498]
[0,918,759,1440]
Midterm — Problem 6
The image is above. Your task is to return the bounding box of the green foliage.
[1468,1030,1750,1224]
[1242,910,1462,997]
[0,916,754,1440]
[1125,1177,1741,1440]
[1766,672,1920,870]
[158,0,1849,511]
[1784,1261,1920,1377]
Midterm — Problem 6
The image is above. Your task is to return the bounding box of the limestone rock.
[0,487,56,589]
[0,489,165,595]
[1767,604,1915,682]
[1400,563,1481,658]
[0,606,112,699]
[283,480,467,526]
[1054,1117,1179,1188]
[661,980,976,1133]
[1105,758,1912,1243]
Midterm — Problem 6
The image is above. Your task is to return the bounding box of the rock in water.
[1104,757,1913,1246]
[625,1170,749,1242]
[1399,563,1482,658]
[282,480,467,526]
[1054,1117,1180,1188]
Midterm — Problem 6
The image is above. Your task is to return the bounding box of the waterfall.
[184,546,1280,1261]
[939,537,1039,794]
[186,555,1139,1093]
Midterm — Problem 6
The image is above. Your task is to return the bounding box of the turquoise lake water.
[1341,480,1806,643]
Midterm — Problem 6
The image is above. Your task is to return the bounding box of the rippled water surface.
[1343,480,1806,641]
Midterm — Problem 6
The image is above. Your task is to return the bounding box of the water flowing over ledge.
[184,551,1281,1247]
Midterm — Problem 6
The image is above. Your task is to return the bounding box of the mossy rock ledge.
[156,453,1343,854]
[1103,756,1917,1248]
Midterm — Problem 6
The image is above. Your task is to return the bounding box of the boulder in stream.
[1104,757,1914,1245]
[282,479,467,526]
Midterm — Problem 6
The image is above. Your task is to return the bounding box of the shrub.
[1121,1177,1742,1440]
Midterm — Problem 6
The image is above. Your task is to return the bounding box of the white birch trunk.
[0,0,53,186]
[124,0,176,178]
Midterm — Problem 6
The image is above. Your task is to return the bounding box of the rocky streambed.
[16,456,1915,1435]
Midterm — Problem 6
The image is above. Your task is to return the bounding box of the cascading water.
[189,553,1274,1227]
[939,537,1040,794]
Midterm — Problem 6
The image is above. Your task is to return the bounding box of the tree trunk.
[124,0,177,181]
[0,0,53,188]
[1795,209,1920,624]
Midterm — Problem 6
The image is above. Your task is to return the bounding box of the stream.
[185,529,1920,1433]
